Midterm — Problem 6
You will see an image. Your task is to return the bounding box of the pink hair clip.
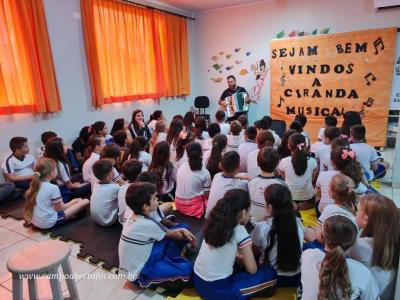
[297,143,305,150]
[341,149,355,160]
[340,134,348,140]
[179,130,188,139]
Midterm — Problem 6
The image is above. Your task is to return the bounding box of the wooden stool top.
[7,240,71,274]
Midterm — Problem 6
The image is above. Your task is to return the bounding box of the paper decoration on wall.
[235,60,242,64]
[246,51,252,56]
[234,48,241,52]
[248,59,269,104]
[226,54,232,59]
[320,28,330,34]
[276,31,285,39]
[251,64,258,73]
[239,69,249,75]
[226,66,234,71]
[288,30,298,38]
[219,70,223,73]
[219,52,224,55]
[211,56,219,61]
[212,63,223,70]
[211,77,223,83]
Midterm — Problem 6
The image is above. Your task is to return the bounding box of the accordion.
[225,92,249,118]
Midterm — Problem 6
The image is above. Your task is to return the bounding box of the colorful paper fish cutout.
[239,69,249,75]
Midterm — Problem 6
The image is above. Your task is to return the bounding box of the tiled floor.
[0,148,398,299]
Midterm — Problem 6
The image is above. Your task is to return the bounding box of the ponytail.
[330,174,357,212]
[289,133,308,176]
[24,158,56,223]
[84,135,104,161]
[186,142,203,171]
[175,131,194,161]
[128,137,147,160]
[318,245,351,300]
[318,215,358,300]
[206,134,227,179]
[331,146,362,186]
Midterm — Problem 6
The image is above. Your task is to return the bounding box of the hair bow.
[339,134,348,140]
[179,130,188,140]
[297,143,305,150]
[341,149,355,160]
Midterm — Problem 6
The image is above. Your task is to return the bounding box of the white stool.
[7,240,79,300]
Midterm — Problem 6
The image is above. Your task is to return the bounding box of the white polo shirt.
[350,143,380,180]
[316,170,341,212]
[175,162,211,199]
[56,161,72,186]
[219,122,230,136]
[2,154,35,177]
[226,135,244,153]
[238,141,258,172]
[301,248,380,300]
[31,181,62,229]
[247,149,261,179]
[318,204,356,226]
[118,182,131,224]
[315,143,332,173]
[82,152,100,183]
[90,182,120,226]
[194,225,252,281]
[118,215,166,280]
[248,175,287,224]
[205,173,248,218]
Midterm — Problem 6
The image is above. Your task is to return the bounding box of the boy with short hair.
[215,110,230,135]
[315,126,341,172]
[226,121,244,152]
[205,151,248,218]
[118,182,196,288]
[317,116,338,141]
[238,126,258,172]
[247,130,275,179]
[118,160,143,224]
[38,131,57,157]
[350,125,390,180]
[257,116,281,149]
[295,114,310,139]
[2,137,36,190]
[90,159,120,226]
[249,148,286,225]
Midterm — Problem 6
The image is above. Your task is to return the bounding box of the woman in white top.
[194,189,277,299]
[277,133,317,210]
[349,194,400,299]
[24,158,89,229]
[175,142,211,218]
[252,184,303,287]
[301,215,379,300]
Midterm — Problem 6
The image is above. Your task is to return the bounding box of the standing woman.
[128,110,152,142]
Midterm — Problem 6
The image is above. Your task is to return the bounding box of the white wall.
[0,0,197,160]
[192,0,400,125]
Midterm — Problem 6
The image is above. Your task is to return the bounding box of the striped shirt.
[2,154,35,177]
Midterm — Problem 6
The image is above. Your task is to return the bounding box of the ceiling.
[159,0,263,12]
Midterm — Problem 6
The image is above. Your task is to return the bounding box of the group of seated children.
[1,109,398,299]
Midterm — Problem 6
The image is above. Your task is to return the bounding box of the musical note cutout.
[373,37,384,55]
[277,96,284,108]
[363,97,374,107]
[364,72,377,86]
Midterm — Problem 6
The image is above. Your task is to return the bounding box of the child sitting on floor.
[301,215,379,300]
[149,120,167,155]
[90,121,113,144]
[317,116,337,141]
[314,126,341,173]
[126,136,152,172]
[206,151,248,218]
[249,148,286,225]
[24,158,89,229]
[172,131,194,170]
[247,130,275,179]
[117,160,142,224]
[82,134,106,182]
[204,134,227,179]
[194,189,277,299]
[2,137,36,191]
[118,182,196,288]
[90,159,120,227]
[202,123,221,152]
[226,121,244,152]
[215,110,230,135]
[238,126,258,172]
[349,194,400,299]
[175,142,211,218]
[252,184,303,287]
[350,125,390,181]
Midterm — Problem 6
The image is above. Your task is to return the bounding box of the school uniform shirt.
[205,173,248,218]
[277,156,317,201]
[348,237,396,298]
[149,132,167,155]
[158,166,177,195]
[38,146,45,158]
[118,182,131,224]
[315,143,332,173]
[316,170,340,212]
[171,152,188,171]
[194,224,252,281]
[147,119,157,134]
[219,122,230,135]
[55,161,72,186]
[318,204,356,226]
[269,130,281,149]
[317,127,325,140]
[175,162,211,199]
[301,248,380,300]
[251,217,304,276]
[350,142,380,180]
[226,135,244,153]
[2,154,35,177]
[203,148,228,168]
[90,182,120,226]
[238,141,258,172]
[139,151,152,172]
[247,149,261,179]
[202,138,213,152]
[31,181,63,229]
[72,138,85,158]
[82,152,100,183]
[122,203,165,225]
[128,124,152,141]
[249,175,287,224]
[169,140,178,165]
[118,215,167,280]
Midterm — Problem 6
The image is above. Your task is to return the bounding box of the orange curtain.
[81,0,190,106]
[0,0,61,114]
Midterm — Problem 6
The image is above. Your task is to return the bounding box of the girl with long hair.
[194,189,277,299]
[183,111,195,132]
[204,134,227,179]
[24,158,89,229]
[126,136,152,171]
[128,109,152,142]
[110,118,133,144]
[148,110,164,133]
[149,120,167,155]
[172,130,194,170]
[166,118,184,161]
[89,121,113,144]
